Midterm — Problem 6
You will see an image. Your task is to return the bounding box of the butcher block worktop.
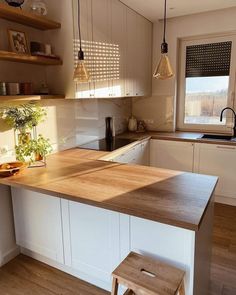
[0,148,217,231]
[118,131,236,146]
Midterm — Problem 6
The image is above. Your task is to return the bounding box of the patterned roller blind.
[186,41,232,78]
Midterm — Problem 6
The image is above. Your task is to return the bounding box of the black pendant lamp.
[153,0,174,80]
[73,0,90,83]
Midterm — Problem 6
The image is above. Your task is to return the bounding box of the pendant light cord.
[78,0,82,51]
[163,0,167,43]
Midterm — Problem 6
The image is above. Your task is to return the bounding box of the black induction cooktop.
[78,137,136,152]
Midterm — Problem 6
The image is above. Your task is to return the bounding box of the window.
[177,35,236,132]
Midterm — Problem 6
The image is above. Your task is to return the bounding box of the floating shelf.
[0,3,61,30]
[0,95,65,102]
[0,51,62,65]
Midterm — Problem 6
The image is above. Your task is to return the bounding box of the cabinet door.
[143,20,152,96]
[110,0,126,98]
[125,7,137,97]
[113,144,140,164]
[92,0,112,98]
[75,0,95,99]
[194,143,236,199]
[11,188,64,263]
[140,139,150,166]
[150,139,194,172]
[135,15,149,97]
[68,202,120,288]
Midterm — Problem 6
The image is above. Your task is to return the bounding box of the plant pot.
[35,153,43,161]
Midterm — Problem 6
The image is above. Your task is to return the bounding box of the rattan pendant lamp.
[153,0,174,80]
[73,0,90,82]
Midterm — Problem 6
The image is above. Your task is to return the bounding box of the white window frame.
[177,34,236,133]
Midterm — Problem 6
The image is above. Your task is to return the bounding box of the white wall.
[133,7,236,131]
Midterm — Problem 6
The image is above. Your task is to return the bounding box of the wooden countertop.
[118,131,236,146]
[0,148,217,232]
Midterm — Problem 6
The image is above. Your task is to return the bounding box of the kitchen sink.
[201,134,235,141]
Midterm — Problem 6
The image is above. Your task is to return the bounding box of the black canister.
[105,117,113,141]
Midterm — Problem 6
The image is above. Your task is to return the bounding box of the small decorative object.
[5,0,24,7]
[153,0,174,80]
[0,82,7,96]
[30,41,44,55]
[8,29,29,54]
[136,120,146,133]
[6,82,20,95]
[73,0,90,82]
[20,82,33,95]
[0,162,27,178]
[39,83,49,94]
[45,44,52,55]
[128,116,137,132]
[30,0,48,16]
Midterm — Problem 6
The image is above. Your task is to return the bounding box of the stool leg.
[111,278,119,295]
[178,281,185,295]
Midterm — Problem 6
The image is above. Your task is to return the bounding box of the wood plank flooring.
[0,203,235,295]
[209,203,236,295]
[0,254,109,295]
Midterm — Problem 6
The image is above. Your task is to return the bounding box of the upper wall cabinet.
[75,0,152,99]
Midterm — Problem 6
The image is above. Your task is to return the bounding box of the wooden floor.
[0,254,109,295]
[209,203,236,295]
[0,203,235,295]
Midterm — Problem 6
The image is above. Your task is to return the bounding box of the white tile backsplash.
[0,97,132,162]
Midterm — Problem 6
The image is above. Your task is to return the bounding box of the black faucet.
[220,107,236,137]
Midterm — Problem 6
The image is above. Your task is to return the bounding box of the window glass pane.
[184,76,229,125]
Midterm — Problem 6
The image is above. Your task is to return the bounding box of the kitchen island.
[0,148,218,295]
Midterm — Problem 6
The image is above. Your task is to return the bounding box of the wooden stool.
[111,252,185,295]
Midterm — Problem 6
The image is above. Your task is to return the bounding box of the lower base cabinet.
[194,143,236,200]
[65,201,122,288]
[11,187,212,295]
[150,139,194,172]
[11,188,64,264]
[112,139,150,166]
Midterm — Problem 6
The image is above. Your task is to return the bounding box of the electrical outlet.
[143,119,154,125]
[0,146,9,155]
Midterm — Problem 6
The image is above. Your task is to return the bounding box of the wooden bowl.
[0,161,27,177]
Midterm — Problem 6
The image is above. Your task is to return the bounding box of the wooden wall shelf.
[0,95,65,102]
[0,3,61,30]
[0,51,62,65]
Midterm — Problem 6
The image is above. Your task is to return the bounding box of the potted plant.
[15,134,53,164]
[0,103,46,144]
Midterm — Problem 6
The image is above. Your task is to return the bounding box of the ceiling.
[120,0,236,22]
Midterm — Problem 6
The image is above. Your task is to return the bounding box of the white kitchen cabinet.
[75,0,152,99]
[194,143,236,200]
[65,201,121,288]
[110,0,126,97]
[125,7,137,97]
[11,188,64,263]
[135,15,152,97]
[112,139,150,166]
[92,0,112,98]
[140,139,150,166]
[75,0,95,99]
[150,139,194,172]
